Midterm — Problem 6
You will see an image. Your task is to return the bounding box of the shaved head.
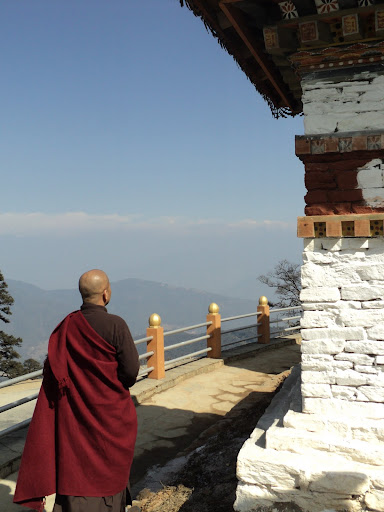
[79,269,111,304]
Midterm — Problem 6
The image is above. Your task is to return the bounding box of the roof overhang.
[181,0,384,117]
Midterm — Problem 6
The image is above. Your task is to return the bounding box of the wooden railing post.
[257,296,270,344]
[207,303,221,358]
[146,313,165,379]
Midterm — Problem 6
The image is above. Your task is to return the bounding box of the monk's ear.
[102,289,108,304]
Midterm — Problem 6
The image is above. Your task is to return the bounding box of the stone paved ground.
[1,341,301,511]
[135,390,283,512]
[132,343,301,489]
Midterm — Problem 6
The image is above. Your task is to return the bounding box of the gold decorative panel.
[314,222,326,238]
[370,220,384,236]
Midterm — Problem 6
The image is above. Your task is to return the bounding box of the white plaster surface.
[236,237,384,511]
[302,73,384,134]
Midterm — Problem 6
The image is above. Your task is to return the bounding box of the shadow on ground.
[134,389,280,512]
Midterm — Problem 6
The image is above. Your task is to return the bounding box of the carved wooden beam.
[219,1,295,110]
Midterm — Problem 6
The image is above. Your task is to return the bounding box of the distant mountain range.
[3,278,259,362]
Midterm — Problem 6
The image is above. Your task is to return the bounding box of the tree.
[0,271,15,323]
[0,272,43,379]
[258,260,301,308]
[0,271,24,379]
[23,358,43,374]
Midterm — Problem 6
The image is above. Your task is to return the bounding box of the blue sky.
[0,0,305,299]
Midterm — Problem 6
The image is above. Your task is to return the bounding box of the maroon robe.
[14,310,137,511]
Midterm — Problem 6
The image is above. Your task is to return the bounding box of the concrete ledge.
[0,426,29,479]
[132,337,298,405]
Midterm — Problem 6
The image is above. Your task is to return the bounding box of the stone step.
[284,409,384,444]
[266,422,384,466]
[238,435,384,497]
[256,365,301,432]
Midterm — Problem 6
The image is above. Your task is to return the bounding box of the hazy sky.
[1,0,305,299]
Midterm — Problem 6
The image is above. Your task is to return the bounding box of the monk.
[14,269,140,512]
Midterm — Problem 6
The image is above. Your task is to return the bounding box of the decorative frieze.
[278,0,298,20]
[296,133,384,156]
[298,214,384,238]
[342,13,361,40]
[314,0,339,15]
[290,41,384,72]
[263,26,279,51]
[376,10,384,32]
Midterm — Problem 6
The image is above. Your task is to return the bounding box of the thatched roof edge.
[179,0,295,118]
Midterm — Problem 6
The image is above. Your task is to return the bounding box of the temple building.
[182,1,384,510]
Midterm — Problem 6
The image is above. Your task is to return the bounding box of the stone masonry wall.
[297,70,384,215]
[302,73,384,135]
[301,237,384,418]
[236,66,384,512]
[303,156,384,216]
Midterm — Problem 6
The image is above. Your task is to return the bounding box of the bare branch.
[258,259,301,308]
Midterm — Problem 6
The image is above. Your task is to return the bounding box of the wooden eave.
[180,0,384,118]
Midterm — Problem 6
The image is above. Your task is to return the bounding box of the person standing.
[14,269,140,512]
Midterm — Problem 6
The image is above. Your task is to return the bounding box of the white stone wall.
[302,73,384,134]
[357,159,384,208]
[301,237,384,414]
[235,65,384,512]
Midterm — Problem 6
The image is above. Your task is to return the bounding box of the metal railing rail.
[0,394,39,415]
[222,332,261,347]
[164,347,212,368]
[164,334,210,352]
[270,305,302,314]
[221,322,260,335]
[163,321,212,337]
[0,370,43,390]
[134,336,153,345]
[284,325,302,332]
[138,366,155,377]
[139,351,154,361]
[282,315,301,322]
[136,321,213,377]
[0,419,32,440]
[226,333,261,345]
[269,305,302,336]
[221,311,261,323]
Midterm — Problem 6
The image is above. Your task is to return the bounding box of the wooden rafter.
[219,1,295,110]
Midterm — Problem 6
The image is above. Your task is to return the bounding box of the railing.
[138,297,301,379]
[0,297,302,439]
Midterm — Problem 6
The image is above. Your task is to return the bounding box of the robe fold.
[14,310,137,511]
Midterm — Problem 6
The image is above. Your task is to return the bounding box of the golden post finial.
[259,296,268,306]
[208,303,220,314]
[149,313,162,328]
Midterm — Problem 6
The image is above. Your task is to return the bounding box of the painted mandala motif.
[367,136,381,150]
[278,1,298,19]
[314,0,339,14]
[358,0,373,6]
[311,140,325,154]
[339,138,352,152]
